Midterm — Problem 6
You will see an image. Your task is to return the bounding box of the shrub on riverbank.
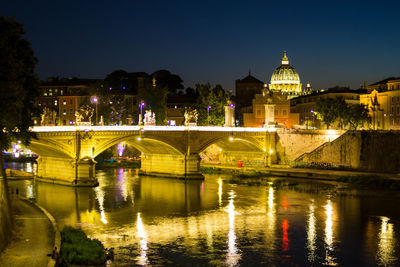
[59,226,107,266]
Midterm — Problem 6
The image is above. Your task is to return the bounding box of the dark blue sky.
[3,1,400,92]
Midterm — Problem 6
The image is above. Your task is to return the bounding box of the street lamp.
[140,100,145,126]
[207,105,212,125]
[91,96,98,125]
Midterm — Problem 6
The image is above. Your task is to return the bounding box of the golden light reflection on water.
[324,199,337,266]
[11,166,400,266]
[136,212,149,266]
[307,200,316,262]
[226,190,240,266]
[266,185,276,252]
[217,177,223,206]
[377,216,396,266]
[94,186,107,224]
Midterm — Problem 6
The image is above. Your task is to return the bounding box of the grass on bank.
[59,226,107,266]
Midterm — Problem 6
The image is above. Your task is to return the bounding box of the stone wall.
[297,131,400,173]
[276,129,345,163]
[0,181,12,252]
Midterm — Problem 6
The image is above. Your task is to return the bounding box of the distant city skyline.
[3,1,400,92]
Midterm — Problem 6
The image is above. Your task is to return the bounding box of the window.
[283,110,287,116]
[63,100,66,105]
[397,106,400,115]
[38,101,41,106]
[60,90,63,95]
[63,109,66,115]
[44,92,47,96]
[274,110,278,116]
[63,120,66,125]
[392,106,395,114]
[257,110,261,116]
[54,100,58,106]
[70,99,72,104]
[70,108,73,115]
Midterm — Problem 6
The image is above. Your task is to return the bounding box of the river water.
[7,163,400,266]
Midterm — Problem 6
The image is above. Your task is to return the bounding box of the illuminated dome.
[269,52,302,98]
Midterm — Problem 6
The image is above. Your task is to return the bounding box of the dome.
[269,52,302,97]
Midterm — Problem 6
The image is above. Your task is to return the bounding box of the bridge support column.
[36,156,98,186]
[140,153,203,179]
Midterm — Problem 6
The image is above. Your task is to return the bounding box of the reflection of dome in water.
[269,52,302,97]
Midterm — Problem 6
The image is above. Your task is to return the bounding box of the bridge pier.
[140,153,203,179]
[36,156,98,186]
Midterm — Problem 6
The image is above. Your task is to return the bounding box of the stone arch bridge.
[29,126,276,186]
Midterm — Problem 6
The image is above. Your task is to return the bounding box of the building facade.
[290,88,366,129]
[36,78,98,126]
[360,89,400,130]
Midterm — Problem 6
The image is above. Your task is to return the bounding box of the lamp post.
[140,100,145,126]
[91,96,98,125]
[207,105,212,126]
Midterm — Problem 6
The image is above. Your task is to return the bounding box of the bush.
[60,226,107,266]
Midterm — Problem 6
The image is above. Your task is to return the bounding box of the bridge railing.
[31,125,275,133]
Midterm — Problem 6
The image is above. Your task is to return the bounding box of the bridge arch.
[94,134,184,158]
[29,139,75,159]
[199,136,266,153]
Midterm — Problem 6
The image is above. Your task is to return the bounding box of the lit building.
[242,52,306,127]
[269,52,302,98]
[37,78,98,126]
[367,77,400,93]
[165,93,197,126]
[291,87,366,129]
[360,79,400,130]
[243,90,299,128]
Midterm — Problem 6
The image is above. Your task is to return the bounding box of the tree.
[335,97,349,129]
[195,83,231,126]
[152,70,184,93]
[0,16,39,244]
[346,104,370,130]
[138,83,168,125]
[315,98,338,129]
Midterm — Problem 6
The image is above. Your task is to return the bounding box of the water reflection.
[324,199,336,266]
[226,190,240,266]
[6,165,400,266]
[217,177,223,206]
[377,216,396,266]
[307,200,316,262]
[94,186,107,224]
[136,212,148,265]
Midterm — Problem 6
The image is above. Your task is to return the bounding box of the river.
[7,163,400,266]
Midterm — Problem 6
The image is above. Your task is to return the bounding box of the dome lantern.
[281,51,289,65]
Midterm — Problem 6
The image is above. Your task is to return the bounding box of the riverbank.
[201,164,400,188]
[0,195,59,267]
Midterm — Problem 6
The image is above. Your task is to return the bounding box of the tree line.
[88,70,231,126]
[315,97,370,129]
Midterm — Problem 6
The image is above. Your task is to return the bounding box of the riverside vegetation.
[59,226,108,266]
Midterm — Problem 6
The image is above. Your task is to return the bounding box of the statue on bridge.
[75,105,94,126]
[40,107,57,126]
[184,108,198,126]
[144,110,156,126]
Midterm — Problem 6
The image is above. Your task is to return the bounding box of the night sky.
[3,1,400,92]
